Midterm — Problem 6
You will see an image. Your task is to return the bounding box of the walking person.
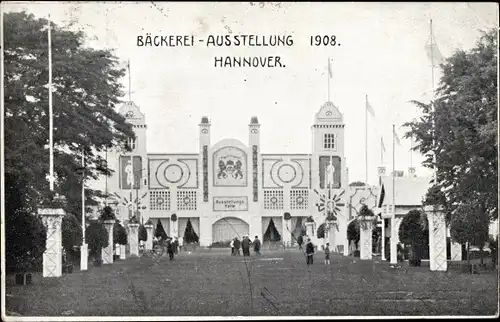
[306,238,314,265]
[242,236,251,257]
[324,242,331,265]
[234,237,241,256]
[253,236,261,256]
[167,238,175,260]
[173,237,179,255]
[297,234,303,251]
[230,238,235,256]
[178,236,183,253]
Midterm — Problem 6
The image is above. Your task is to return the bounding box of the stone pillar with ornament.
[450,241,462,261]
[170,214,178,238]
[38,208,65,278]
[425,206,448,271]
[305,219,315,242]
[145,222,154,250]
[102,220,114,264]
[327,219,337,252]
[128,223,140,257]
[283,213,292,248]
[359,215,375,260]
[120,244,126,260]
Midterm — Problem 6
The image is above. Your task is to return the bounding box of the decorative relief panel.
[252,145,258,202]
[290,189,309,210]
[262,158,310,188]
[149,158,198,189]
[213,146,247,187]
[264,190,284,210]
[177,190,197,211]
[149,190,171,211]
[203,146,209,202]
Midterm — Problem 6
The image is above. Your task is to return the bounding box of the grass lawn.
[4,249,499,317]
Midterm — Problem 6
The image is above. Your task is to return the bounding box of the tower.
[199,116,211,204]
[311,101,347,191]
[249,116,260,205]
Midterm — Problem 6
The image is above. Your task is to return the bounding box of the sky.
[3,2,499,186]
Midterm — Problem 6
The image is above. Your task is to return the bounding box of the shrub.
[398,210,428,266]
[210,240,231,248]
[6,211,47,273]
[155,219,168,240]
[347,219,360,248]
[129,215,140,224]
[62,214,83,263]
[138,224,148,242]
[171,213,177,222]
[99,206,116,222]
[284,212,292,221]
[306,216,314,223]
[113,222,128,245]
[145,218,153,226]
[184,219,199,243]
[85,221,109,257]
[317,223,326,239]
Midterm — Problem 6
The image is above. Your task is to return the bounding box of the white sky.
[3,2,498,186]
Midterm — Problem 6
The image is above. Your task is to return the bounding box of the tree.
[404,29,497,256]
[347,220,360,249]
[317,223,326,239]
[113,222,128,245]
[61,214,83,263]
[5,210,47,273]
[99,206,116,222]
[85,221,108,257]
[399,210,429,266]
[138,224,148,242]
[184,219,199,243]
[155,219,168,240]
[4,11,134,219]
[263,218,281,242]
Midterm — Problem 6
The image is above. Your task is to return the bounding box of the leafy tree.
[263,218,281,242]
[404,29,497,259]
[4,11,134,220]
[347,220,360,249]
[399,210,429,266]
[113,222,128,245]
[85,221,108,257]
[99,206,116,222]
[184,219,199,243]
[5,210,47,273]
[61,214,83,261]
[155,219,168,240]
[317,223,326,239]
[138,224,148,242]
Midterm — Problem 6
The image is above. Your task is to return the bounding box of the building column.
[381,218,386,261]
[120,245,126,260]
[359,216,375,260]
[450,241,462,261]
[145,224,154,250]
[305,221,314,241]
[170,218,179,238]
[39,208,65,278]
[426,206,448,271]
[199,215,212,247]
[327,220,337,253]
[283,218,292,248]
[390,216,398,264]
[128,223,140,257]
[102,220,114,264]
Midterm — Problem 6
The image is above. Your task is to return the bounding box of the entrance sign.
[213,197,248,211]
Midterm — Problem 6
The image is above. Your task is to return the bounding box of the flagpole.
[365,95,368,183]
[128,59,132,102]
[391,124,396,264]
[327,57,330,102]
[48,14,54,191]
[430,19,437,185]
[380,137,384,165]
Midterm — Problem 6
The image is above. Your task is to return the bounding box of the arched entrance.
[212,217,249,243]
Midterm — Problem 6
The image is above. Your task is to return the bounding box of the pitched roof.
[379,176,432,207]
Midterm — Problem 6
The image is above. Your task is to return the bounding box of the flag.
[366,96,376,117]
[328,58,332,78]
[425,35,443,67]
[393,127,401,146]
[381,137,386,152]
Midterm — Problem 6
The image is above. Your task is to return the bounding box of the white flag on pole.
[366,96,376,118]
[425,34,444,67]
[328,59,333,78]
[393,127,402,146]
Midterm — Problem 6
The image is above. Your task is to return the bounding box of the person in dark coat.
[242,236,251,257]
[306,238,314,265]
[253,236,261,256]
[297,234,304,250]
[233,237,241,256]
[167,238,175,260]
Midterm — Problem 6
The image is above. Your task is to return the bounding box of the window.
[127,138,137,150]
[324,133,335,149]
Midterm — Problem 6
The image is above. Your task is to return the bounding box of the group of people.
[154,236,183,260]
[229,235,261,257]
[304,238,331,266]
